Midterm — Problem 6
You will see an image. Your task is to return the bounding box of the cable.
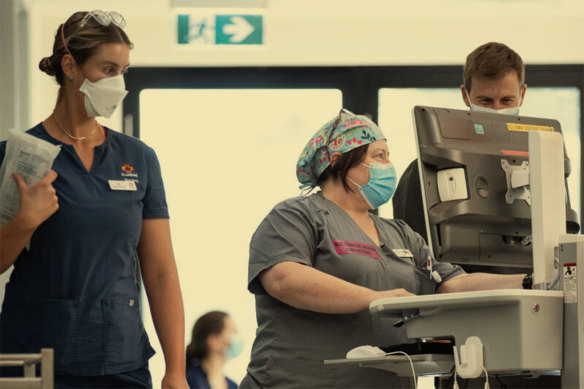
[482,367,490,389]
[386,351,417,389]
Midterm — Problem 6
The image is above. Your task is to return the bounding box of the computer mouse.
[346,345,386,359]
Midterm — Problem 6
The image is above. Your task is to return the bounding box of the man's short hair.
[463,42,525,92]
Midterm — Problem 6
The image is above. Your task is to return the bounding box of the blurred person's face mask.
[225,334,244,359]
[349,162,397,209]
[79,74,128,118]
[469,102,520,116]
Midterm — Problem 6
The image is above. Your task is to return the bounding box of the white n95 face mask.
[79,74,128,118]
[469,102,520,116]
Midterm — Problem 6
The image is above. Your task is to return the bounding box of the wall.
[0,0,28,141]
[19,0,584,130]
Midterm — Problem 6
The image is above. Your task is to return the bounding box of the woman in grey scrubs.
[240,109,530,388]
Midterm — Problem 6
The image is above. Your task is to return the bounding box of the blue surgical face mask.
[225,334,244,360]
[469,102,520,116]
[348,162,397,208]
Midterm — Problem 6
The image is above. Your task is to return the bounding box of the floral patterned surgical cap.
[296,109,386,188]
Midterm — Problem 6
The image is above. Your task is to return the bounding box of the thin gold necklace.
[53,115,98,141]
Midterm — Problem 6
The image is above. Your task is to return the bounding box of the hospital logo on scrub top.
[121,163,138,178]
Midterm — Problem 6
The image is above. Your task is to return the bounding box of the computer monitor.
[413,105,579,269]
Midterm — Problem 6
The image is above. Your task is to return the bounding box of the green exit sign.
[177,14,264,45]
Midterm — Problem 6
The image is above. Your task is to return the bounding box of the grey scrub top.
[242,192,464,389]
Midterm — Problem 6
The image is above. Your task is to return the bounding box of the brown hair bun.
[39,56,56,76]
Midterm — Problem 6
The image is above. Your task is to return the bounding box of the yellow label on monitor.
[507,123,555,132]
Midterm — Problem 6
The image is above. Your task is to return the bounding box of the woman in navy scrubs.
[0,10,188,389]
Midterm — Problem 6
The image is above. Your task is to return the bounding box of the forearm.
[260,261,411,314]
[437,272,525,293]
[0,214,36,273]
[272,270,377,313]
[143,267,186,376]
[138,218,186,382]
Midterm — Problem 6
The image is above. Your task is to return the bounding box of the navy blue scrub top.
[186,364,238,389]
[0,123,169,376]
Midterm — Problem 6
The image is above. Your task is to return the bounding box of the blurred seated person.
[393,42,526,246]
[185,311,242,389]
[239,109,532,389]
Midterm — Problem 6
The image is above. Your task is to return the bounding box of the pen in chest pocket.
[427,255,442,283]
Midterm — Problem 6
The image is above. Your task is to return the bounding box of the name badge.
[392,249,413,258]
[109,180,137,191]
